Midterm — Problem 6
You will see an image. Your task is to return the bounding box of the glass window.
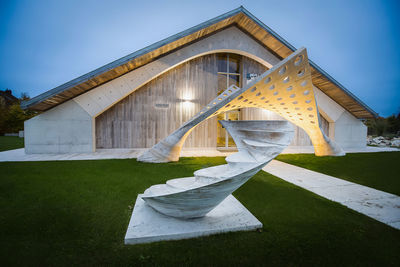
[217,54,227,73]
[218,74,227,93]
[216,53,241,149]
[228,75,240,87]
[228,54,240,74]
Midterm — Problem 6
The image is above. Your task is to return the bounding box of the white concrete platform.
[124,194,262,245]
[0,146,398,162]
[263,160,400,230]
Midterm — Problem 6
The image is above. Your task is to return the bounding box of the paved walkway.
[263,160,400,230]
[0,146,398,162]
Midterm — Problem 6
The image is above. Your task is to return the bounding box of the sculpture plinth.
[125,120,294,244]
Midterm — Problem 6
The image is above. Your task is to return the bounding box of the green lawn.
[0,157,399,266]
[0,136,24,152]
[276,152,400,196]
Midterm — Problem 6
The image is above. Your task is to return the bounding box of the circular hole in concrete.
[298,69,305,77]
[294,55,303,66]
[290,94,295,98]
[269,84,275,90]
[264,77,271,84]
[279,66,287,75]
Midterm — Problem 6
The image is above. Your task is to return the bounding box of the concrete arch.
[73,26,279,118]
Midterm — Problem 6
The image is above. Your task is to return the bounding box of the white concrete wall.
[334,110,367,148]
[24,101,93,154]
[24,26,367,153]
[314,87,367,148]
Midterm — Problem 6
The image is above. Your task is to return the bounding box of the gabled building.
[21,6,376,154]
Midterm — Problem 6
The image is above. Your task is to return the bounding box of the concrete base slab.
[124,194,262,245]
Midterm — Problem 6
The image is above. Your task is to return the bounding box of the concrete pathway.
[263,160,400,230]
[0,148,234,162]
[0,146,398,162]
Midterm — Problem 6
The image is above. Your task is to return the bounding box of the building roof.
[21,6,377,118]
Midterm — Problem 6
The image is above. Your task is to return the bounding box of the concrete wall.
[24,26,367,153]
[314,86,367,148]
[24,101,93,154]
[334,110,367,148]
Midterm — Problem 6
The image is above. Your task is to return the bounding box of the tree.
[365,112,400,136]
[0,91,38,134]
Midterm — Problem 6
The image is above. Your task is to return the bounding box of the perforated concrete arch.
[138,48,344,163]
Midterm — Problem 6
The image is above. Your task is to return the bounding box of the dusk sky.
[0,0,399,117]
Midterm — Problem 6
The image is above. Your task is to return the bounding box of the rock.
[391,139,400,147]
[373,136,384,143]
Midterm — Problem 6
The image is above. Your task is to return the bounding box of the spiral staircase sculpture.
[138,47,344,164]
[141,120,294,219]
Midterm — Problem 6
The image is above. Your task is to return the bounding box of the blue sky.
[0,0,399,117]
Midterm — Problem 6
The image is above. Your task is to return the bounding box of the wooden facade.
[95,53,329,149]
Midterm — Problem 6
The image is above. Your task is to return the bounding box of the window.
[216,53,241,148]
[217,53,241,94]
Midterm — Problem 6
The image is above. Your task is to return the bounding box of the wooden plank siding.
[96,53,321,149]
[23,8,376,119]
[95,54,220,149]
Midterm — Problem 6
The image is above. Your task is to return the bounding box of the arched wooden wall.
[95,53,325,149]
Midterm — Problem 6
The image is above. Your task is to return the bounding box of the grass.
[0,157,399,266]
[276,152,400,196]
[0,136,24,152]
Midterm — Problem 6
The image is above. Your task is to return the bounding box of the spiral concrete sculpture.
[141,120,294,219]
[138,47,344,163]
